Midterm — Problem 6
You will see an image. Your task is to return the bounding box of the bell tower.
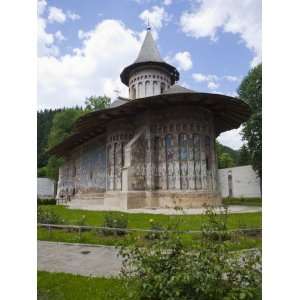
[120,27,179,99]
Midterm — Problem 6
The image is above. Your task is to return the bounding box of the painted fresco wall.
[57,106,219,202]
[57,138,106,198]
[145,107,218,193]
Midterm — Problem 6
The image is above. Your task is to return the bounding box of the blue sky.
[38,0,261,149]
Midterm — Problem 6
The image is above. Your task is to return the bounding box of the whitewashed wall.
[217,165,261,198]
[37,178,55,199]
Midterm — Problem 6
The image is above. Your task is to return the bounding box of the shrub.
[119,207,261,300]
[200,206,231,242]
[37,198,56,205]
[37,206,64,224]
[102,213,128,236]
[144,219,164,240]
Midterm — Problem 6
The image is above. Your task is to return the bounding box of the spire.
[134,29,163,64]
[146,17,151,31]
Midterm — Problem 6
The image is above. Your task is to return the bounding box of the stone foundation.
[66,190,221,210]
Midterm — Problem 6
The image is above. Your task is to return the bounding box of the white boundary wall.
[37,178,55,199]
[217,165,261,198]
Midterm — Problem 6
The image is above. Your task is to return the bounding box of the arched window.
[205,136,211,171]
[193,134,202,189]
[179,133,189,189]
[165,134,175,189]
[160,82,166,94]
[179,133,188,161]
[153,136,160,189]
[153,81,158,95]
[145,80,151,97]
[132,85,136,99]
[138,82,143,98]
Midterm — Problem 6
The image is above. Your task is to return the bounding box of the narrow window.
[165,134,174,189]
[138,82,143,98]
[179,133,189,189]
[160,82,166,94]
[205,136,211,171]
[132,85,136,99]
[145,80,151,97]
[153,81,158,95]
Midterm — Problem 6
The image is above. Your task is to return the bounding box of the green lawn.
[38,205,261,250]
[37,271,136,300]
[38,205,262,230]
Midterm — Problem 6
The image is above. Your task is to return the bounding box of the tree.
[238,144,251,166]
[238,64,262,178]
[84,95,111,112]
[37,109,61,168]
[47,108,84,149]
[215,141,237,168]
[46,108,84,181]
[219,152,235,169]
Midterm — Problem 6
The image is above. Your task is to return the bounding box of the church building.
[50,28,250,209]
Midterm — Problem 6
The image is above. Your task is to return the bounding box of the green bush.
[144,219,164,240]
[119,207,261,300]
[37,198,56,205]
[200,206,231,242]
[102,213,128,236]
[37,206,64,224]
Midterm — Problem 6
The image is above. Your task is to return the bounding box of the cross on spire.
[147,17,151,31]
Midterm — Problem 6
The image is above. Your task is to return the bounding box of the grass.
[222,197,262,207]
[37,271,136,300]
[37,205,261,250]
[38,205,262,230]
[38,227,261,250]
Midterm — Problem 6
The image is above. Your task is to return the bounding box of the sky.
[37,0,261,150]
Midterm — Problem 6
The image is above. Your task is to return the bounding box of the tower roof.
[120,29,179,86]
[134,29,163,63]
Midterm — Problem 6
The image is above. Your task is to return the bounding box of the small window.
[160,82,166,94]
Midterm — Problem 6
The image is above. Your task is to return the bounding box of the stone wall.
[38,177,55,199]
[217,165,261,198]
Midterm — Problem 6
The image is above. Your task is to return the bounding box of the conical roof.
[134,30,163,63]
[120,29,179,86]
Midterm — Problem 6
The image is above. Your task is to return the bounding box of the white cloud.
[38,0,47,16]
[38,20,143,109]
[48,6,66,23]
[54,30,65,41]
[207,81,219,89]
[217,127,244,150]
[169,51,193,71]
[38,1,59,56]
[180,0,261,67]
[67,11,80,21]
[224,75,240,82]
[193,73,219,82]
[174,51,193,71]
[139,6,170,33]
[163,0,172,5]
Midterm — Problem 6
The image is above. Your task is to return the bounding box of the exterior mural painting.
[51,28,250,209]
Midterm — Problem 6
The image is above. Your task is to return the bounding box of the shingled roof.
[134,30,163,63]
[48,88,251,157]
[120,29,179,86]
